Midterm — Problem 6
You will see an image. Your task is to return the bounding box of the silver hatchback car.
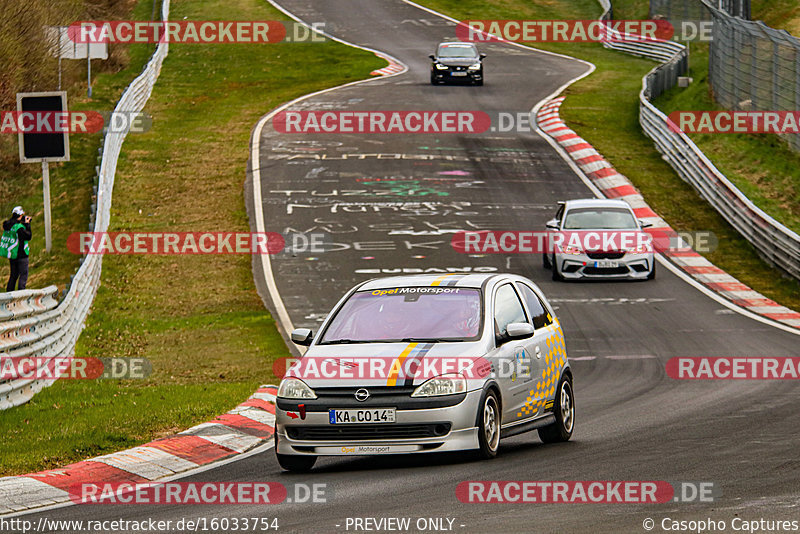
[274,273,573,472]
[544,198,656,281]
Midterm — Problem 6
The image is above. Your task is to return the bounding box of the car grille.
[583,266,629,275]
[287,423,452,441]
[586,251,625,260]
[314,386,416,400]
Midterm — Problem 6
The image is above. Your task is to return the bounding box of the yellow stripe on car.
[386,342,418,386]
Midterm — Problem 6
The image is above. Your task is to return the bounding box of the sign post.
[41,161,52,252]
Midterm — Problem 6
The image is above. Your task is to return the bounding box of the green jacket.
[0,222,31,260]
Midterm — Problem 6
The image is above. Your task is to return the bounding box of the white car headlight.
[435,63,449,70]
[560,245,583,255]
[411,373,467,397]
[468,63,481,70]
[278,377,317,399]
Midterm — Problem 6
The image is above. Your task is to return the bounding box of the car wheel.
[551,256,564,281]
[543,252,552,269]
[276,453,316,472]
[430,74,438,85]
[475,78,484,86]
[647,260,656,280]
[538,374,575,443]
[476,389,501,459]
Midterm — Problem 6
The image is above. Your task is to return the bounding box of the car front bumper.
[555,252,654,279]
[431,67,482,83]
[275,389,482,456]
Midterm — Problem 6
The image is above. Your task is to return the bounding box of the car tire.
[538,374,575,443]
[475,79,484,86]
[543,252,552,269]
[476,389,501,459]
[276,453,316,472]
[551,257,564,281]
[647,260,656,280]
[275,435,316,472]
[430,74,438,85]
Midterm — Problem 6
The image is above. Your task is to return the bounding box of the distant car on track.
[429,42,485,86]
[544,198,655,281]
[274,273,573,472]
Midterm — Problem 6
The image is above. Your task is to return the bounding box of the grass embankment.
[0,0,383,475]
[417,0,800,310]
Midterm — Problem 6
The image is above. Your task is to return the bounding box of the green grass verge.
[0,0,383,476]
[417,0,800,310]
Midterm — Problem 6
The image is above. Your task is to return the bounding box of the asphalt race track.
[21,0,800,532]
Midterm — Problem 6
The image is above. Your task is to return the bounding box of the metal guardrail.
[0,0,171,410]
[598,1,800,281]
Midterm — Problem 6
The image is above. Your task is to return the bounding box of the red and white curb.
[537,97,800,330]
[0,386,277,514]
[370,53,405,76]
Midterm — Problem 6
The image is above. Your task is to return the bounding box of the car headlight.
[560,245,583,255]
[411,373,467,397]
[278,377,317,399]
[435,63,449,70]
[626,243,653,254]
[468,63,481,70]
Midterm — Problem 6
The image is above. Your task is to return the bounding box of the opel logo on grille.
[354,388,370,402]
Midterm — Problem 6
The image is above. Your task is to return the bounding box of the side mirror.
[479,53,486,59]
[290,328,313,346]
[429,54,435,60]
[545,218,560,230]
[506,322,535,340]
[639,219,653,229]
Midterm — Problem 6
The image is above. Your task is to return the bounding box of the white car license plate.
[594,260,620,268]
[451,72,468,76]
[329,408,396,424]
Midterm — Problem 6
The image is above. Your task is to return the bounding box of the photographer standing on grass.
[1,206,32,291]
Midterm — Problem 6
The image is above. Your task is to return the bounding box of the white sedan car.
[544,198,656,281]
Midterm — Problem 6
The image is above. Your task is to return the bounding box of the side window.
[555,205,564,223]
[493,284,527,339]
[517,284,553,329]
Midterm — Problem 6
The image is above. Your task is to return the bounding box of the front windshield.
[320,287,482,343]
[563,207,638,230]
[437,44,478,58]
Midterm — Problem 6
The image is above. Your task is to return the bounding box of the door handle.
[535,346,542,359]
